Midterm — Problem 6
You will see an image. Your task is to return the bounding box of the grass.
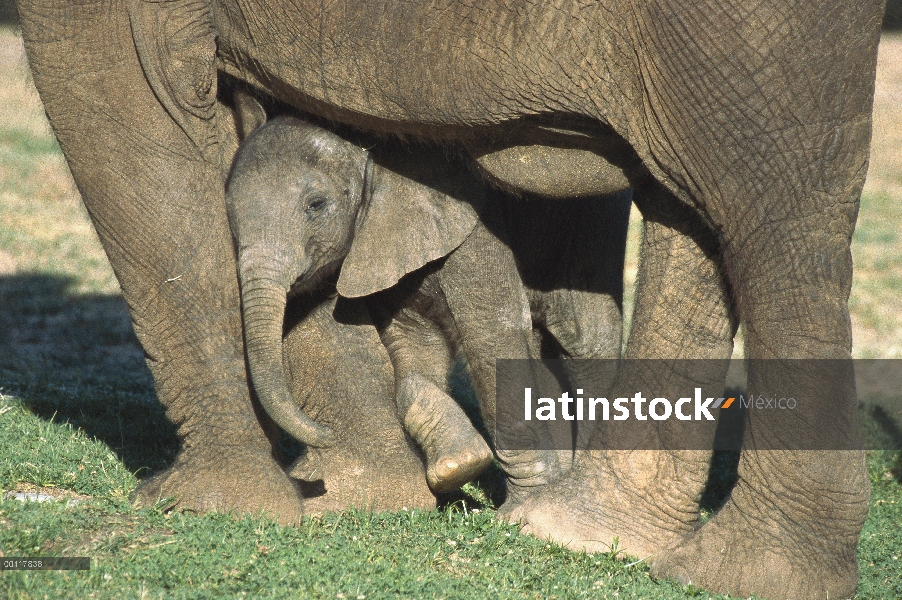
[851,191,902,357]
[1,25,901,599]
[0,487,705,599]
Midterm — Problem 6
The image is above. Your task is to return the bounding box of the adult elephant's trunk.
[240,275,335,447]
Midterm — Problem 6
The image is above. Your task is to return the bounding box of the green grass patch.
[0,127,61,159]
[858,451,902,598]
[0,405,898,599]
[0,395,133,498]
[0,496,726,599]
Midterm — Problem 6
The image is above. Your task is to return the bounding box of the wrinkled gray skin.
[226,114,628,497]
[18,0,882,597]
[279,291,437,514]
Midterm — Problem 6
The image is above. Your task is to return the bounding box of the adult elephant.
[16,1,883,598]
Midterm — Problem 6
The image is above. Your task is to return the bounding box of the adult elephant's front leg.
[505,182,736,557]
[651,206,871,599]
[18,0,305,522]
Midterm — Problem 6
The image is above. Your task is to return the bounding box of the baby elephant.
[226,115,557,494]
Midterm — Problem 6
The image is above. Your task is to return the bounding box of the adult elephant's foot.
[502,450,710,558]
[650,450,869,600]
[650,504,858,599]
[495,447,565,508]
[133,445,304,525]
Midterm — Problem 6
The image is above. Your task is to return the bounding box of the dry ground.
[0,29,116,294]
[853,33,902,357]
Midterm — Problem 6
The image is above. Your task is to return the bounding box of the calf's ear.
[233,89,268,140]
[337,155,483,298]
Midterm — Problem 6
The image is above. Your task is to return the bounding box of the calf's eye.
[306,196,328,214]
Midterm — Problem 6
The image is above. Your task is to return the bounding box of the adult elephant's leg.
[18,1,304,521]
[636,3,879,598]
[506,192,631,385]
[508,193,632,463]
[505,181,736,558]
[649,169,870,598]
[650,209,870,599]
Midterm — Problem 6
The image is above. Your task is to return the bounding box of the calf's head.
[225,115,481,447]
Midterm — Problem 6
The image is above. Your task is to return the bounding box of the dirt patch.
[7,481,92,503]
[864,33,902,199]
[0,249,14,274]
[0,27,56,140]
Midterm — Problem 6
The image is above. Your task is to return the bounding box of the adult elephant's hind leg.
[638,3,878,597]
[506,183,736,558]
[650,205,870,599]
[19,0,304,523]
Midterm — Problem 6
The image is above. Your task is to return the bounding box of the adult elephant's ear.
[337,150,484,298]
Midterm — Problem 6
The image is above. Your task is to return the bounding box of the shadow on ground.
[0,4,17,27]
[886,0,902,30]
[0,273,178,478]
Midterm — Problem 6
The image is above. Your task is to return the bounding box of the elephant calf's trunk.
[241,278,335,447]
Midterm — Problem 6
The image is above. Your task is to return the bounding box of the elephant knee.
[543,298,623,360]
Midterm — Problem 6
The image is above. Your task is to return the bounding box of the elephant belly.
[215,0,625,131]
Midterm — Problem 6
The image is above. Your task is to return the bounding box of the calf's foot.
[289,445,437,514]
[400,374,493,493]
